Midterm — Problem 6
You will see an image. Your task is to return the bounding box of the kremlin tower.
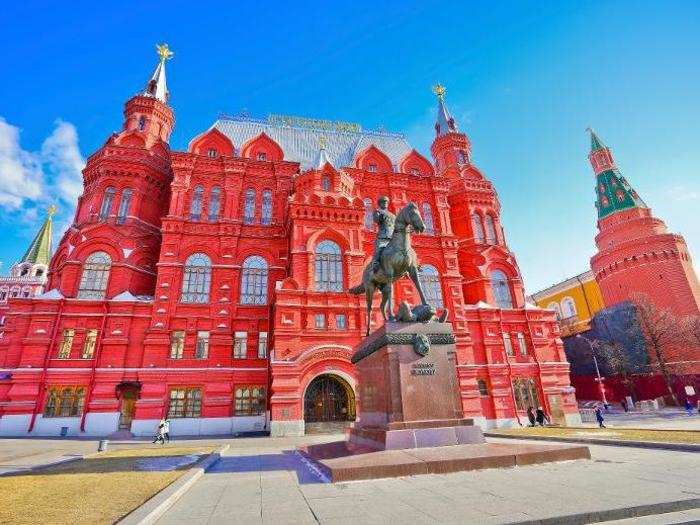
[588,130,700,317]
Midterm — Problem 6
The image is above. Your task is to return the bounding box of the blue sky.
[1,1,699,292]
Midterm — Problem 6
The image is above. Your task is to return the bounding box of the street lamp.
[576,334,608,406]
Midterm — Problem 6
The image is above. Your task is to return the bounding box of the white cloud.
[41,119,85,205]
[0,118,44,210]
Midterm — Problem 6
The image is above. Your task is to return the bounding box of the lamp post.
[576,334,608,405]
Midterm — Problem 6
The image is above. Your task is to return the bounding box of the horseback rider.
[371,196,396,273]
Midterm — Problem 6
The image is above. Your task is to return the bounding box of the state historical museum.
[0,48,581,437]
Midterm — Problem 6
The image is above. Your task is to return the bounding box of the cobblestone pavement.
[155,436,700,525]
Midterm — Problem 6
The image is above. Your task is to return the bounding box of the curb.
[485,433,700,453]
[118,444,229,525]
[514,497,700,524]
[0,454,85,476]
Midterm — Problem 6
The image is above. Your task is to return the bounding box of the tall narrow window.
[485,215,497,244]
[258,332,268,358]
[363,198,373,230]
[117,188,133,224]
[315,313,326,328]
[516,332,528,356]
[170,331,185,359]
[77,252,112,300]
[208,186,221,221]
[233,332,248,359]
[181,253,211,303]
[315,241,343,292]
[561,297,577,319]
[418,265,444,308]
[477,379,489,396]
[99,187,116,221]
[234,386,266,416]
[547,302,562,320]
[58,328,75,358]
[335,314,347,329]
[243,188,256,224]
[138,116,146,131]
[168,388,202,418]
[190,185,204,221]
[502,333,514,357]
[240,256,268,305]
[207,148,217,158]
[81,329,97,359]
[471,213,484,243]
[261,190,273,225]
[195,331,210,359]
[422,203,435,235]
[322,176,331,191]
[490,270,513,309]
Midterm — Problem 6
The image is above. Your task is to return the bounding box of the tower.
[429,84,472,176]
[588,130,700,316]
[46,45,175,299]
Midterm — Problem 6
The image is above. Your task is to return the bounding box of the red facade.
[0,58,580,437]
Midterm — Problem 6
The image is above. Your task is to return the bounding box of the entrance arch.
[303,374,356,428]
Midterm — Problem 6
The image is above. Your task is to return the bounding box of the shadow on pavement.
[208,450,326,484]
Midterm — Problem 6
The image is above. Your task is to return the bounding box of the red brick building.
[0,49,580,438]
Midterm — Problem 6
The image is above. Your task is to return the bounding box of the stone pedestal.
[348,322,484,450]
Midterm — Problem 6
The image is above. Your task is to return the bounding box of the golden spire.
[156,43,174,64]
[47,204,57,217]
[432,83,446,100]
[319,136,327,150]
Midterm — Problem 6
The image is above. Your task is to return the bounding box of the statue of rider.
[371,196,396,272]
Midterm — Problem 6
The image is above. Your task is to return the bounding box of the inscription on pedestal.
[411,363,435,376]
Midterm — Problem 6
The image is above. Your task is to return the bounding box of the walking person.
[152,418,166,444]
[621,398,628,413]
[162,417,171,443]
[526,407,536,427]
[535,406,548,427]
[684,398,693,416]
[595,405,606,428]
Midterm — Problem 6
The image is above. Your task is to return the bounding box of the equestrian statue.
[349,196,448,336]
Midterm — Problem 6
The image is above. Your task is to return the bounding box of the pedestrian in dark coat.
[526,407,536,427]
[595,406,606,428]
[621,398,628,412]
[535,406,548,426]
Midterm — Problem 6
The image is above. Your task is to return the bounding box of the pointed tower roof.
[433,83,458,136]
[589,127,606,152]
[141,43,173,104]
[21,206,55,265]
[313,136,333,169]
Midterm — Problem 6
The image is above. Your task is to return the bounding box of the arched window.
[77,252,112,300]
[208,186,221,221]
[422,203,435,235]
[418,264,444,308]
[261,190,273,226]
[243,188,256,225]
[322,176,331,191]
[190,185,204,221]
[138,116,146,131]
[363,198,373,231]
[315,241,343,292]
[547,302,562,320]
[99,187,116,221]
[471,213,484,243]
[117,188,133,224]
[484,215,497,244]
[490,270,513,308]
[561,297,577,319]
[240,256,268,305]
[181,253,211,303]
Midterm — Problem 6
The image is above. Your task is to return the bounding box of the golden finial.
[319,136,327,150]
[47,204,57,217]
[432,83,446,100]
[156,43,174,63]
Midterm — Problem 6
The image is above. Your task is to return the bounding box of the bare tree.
[596,340,642,401]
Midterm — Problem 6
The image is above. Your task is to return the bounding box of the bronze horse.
[349,202,429,335]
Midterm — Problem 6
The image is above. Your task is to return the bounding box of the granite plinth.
[299,441,592,482]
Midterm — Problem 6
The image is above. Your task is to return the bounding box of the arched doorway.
[304,374,356,434]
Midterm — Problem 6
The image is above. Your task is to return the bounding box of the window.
[422,203,435,235]
[35,269,44,277]
[138,116,146,131]
[22,289,30,298]
[477,379,489,397]
[207,148,217,158]
[257,152,267,161]
[547,302,562,320]
[261,190,273,225]
[418,265,444,308]
[99,187,116,220]
[168,387,202,418]
[315,313,326,328]
[322,176,331,191]
[20,267,29,276]
[81,329,97,359]
[117,188,133,224]
[471,213,484,243]
[234,386,266,416]
[315,241,342,292]
[208,186,221,221]
[490,270,513,308]
[484,215,496,244]
[170,331,185,359]
[561,297,577,319]
[363,198,373,230]
[181,253,211,303]
[502,333,514,356]
[57,328,75,358]
[0,291,6,302]
[258,332,268,358]
[77,252,112,300]
[195,331,209,359]
[459,151,469,164]
[243,188,256,224]
[516,332,527,356]
[368,163,377,172]
[410,168,420,176]
[233,332,247,359]
[240,256,268,305]
[336,314,347,329]
[190,185,204,221]
[512,378,540,411]
[44,386,86,417]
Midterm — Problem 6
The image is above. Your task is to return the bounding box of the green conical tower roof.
[589,128,606,152]
[21,206,55,265]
